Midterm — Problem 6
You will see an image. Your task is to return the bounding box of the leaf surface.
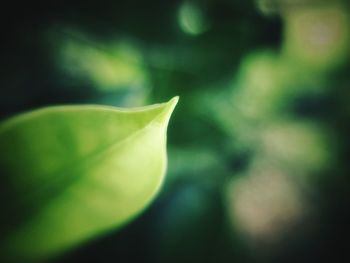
[0,97,178,262]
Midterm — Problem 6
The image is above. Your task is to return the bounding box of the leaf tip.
[168,96,179,110]
[162,96,179,122]
[153,96,179,127]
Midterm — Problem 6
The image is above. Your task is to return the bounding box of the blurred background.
[1,0,350,262]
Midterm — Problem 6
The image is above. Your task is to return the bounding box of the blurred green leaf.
[0,97,178,262]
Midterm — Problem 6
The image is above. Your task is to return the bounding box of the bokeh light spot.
[178,2,209,36]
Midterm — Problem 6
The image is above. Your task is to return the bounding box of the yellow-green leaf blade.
[0,97,178,262]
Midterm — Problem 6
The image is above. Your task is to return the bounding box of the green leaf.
[0,97,178,262]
